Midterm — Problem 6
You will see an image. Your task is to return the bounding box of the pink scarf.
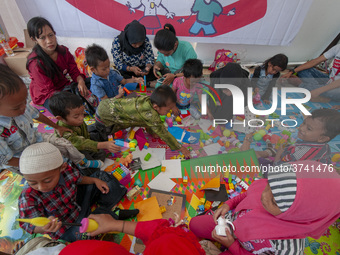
[233,160,340,242]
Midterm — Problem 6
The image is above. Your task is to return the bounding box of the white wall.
[1,0,340,66]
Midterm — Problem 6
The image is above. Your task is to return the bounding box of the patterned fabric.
[90,69,123,100]
[172,77,202,107]
[0,104,42,168]
[111,37,154,71]
[96,96,181,150]
[18,165,83,240]
[55,120,98,152]
[276,140,332,165]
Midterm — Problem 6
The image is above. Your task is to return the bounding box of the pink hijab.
[233,160,340,242]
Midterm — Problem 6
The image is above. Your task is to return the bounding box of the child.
[189,160,340,254]
[0,64,101,175]
[172,59,203,112]
[251,54,288,104]
[95,85,191,158]
[18,143,138,242]
[241,108,340,165]
[85,44,143,101]
[48,91,121,174]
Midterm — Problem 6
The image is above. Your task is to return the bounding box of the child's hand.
[172,106,180,116]
[213,204,230,223]
[99,141,121,153]
[274,144,285,162]
[132,76,144,84]
[211,228,235,248]
[130,66,142,76]
[179,146,191,158]
[263,99,271,105]
[42,216,62,233]
[87,214,118,236]
[163,73,175,85]
[332,105,340,110]
[94,178,109,194]
[56,126,73,137]
[117,85,124,98]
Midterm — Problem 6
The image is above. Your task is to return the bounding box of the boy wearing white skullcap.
[18,143,137,242]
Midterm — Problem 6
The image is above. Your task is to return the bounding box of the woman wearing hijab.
[111,20,156,83]
[189,160,340,254]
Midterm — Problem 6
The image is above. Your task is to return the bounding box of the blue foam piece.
[124,82,138,90]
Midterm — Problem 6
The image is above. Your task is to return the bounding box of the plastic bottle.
[0,34,14,57]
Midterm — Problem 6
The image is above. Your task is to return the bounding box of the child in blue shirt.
[85,44,143,101]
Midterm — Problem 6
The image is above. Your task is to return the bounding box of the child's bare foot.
[240,133,253,151]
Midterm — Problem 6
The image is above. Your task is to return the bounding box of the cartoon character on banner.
[177,0,236,36]
[126,0,175,34]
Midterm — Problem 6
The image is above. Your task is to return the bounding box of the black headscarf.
[209,62,250,120]
[118,20,146,56]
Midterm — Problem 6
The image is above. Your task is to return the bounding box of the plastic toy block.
[232,175,236,180]
[183,176,188,184]
[144,153,151,161]
[198,205,205,211]
[270,134,281,144]
[159,206,166,214]
[213,136,220,143]
[199,198,206,205]
[229,191,240,198]
[265,124,271,130]
[235,186,242,193]
[115,140,128,147]
[228,175,233,183]
[127,186,141,200]
[143,142,149,150]
[114,130,123,139]
[332,153,340,162]
[204,201,212,210]
[134,179,143,187]
[244,178,249,183]
[240,181,249,190]
[123,87,131,95]
[232,180,236,185]
[175,116,182,123]
[166,117,173,127]
[161,166,166,172]
[229,183,234,190]
[225,141,230,147]
[218,140,224,146]
[235,177,241,183]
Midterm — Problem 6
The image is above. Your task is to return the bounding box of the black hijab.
[118,20,146,56]
[209,62,250,120]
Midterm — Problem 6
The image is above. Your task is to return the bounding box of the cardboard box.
[4,48,32,76]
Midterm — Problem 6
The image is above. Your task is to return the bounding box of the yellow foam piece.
[134,196,163,222]
[200,175,221,191]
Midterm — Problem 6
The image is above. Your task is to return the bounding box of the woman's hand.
[130,66,142,76]
[94,178,109,194]
[213,204,230,223]
[211,228,235,248]
[153,65,162,79]
[87,214,118,236]
[78,79,89,97]
[163,73,175,85]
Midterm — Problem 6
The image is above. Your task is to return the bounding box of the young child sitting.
[172,58,206,116]
[250,54,288,104]
[49,91,121,174]
[85,44,143,101]
[189,160,340,254]
[241,108,340,165]
[95,85,190,158]
[18,142,138,242]
[0,64,102,175]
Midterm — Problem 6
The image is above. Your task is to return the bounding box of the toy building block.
[199,198,206,205]
[144,153,151,161]
[204,201,212,210]
[143,142,149,149]
[240,181,249,190]
[128,127,139,140]
[235,186,243,193]
[159,206,166,214]
[134,179,143,187]
[123,87,131,95]
[161,166,166,172]
[175,116,182,123]
[229,183,234,190]
[126,186,141,200]
[114,130,123,139]
[197,205,205,212]
[183,176,188,184]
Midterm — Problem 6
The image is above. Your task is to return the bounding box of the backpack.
[75,47,90,77]
[209,49,236,72]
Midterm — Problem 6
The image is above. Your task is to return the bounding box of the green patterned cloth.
[55,120,98,152]
[97,96,181,150]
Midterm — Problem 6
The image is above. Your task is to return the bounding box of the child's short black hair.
[85,44,109,68]
[264,54,288,71]
[150,85,177,107]
[0,64,25,99]
[183,59,203,78]
[49,91,83,119]
[154,24,177,51]
[311,108,340,141]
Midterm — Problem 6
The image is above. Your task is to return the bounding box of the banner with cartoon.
[16,0,313,45]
